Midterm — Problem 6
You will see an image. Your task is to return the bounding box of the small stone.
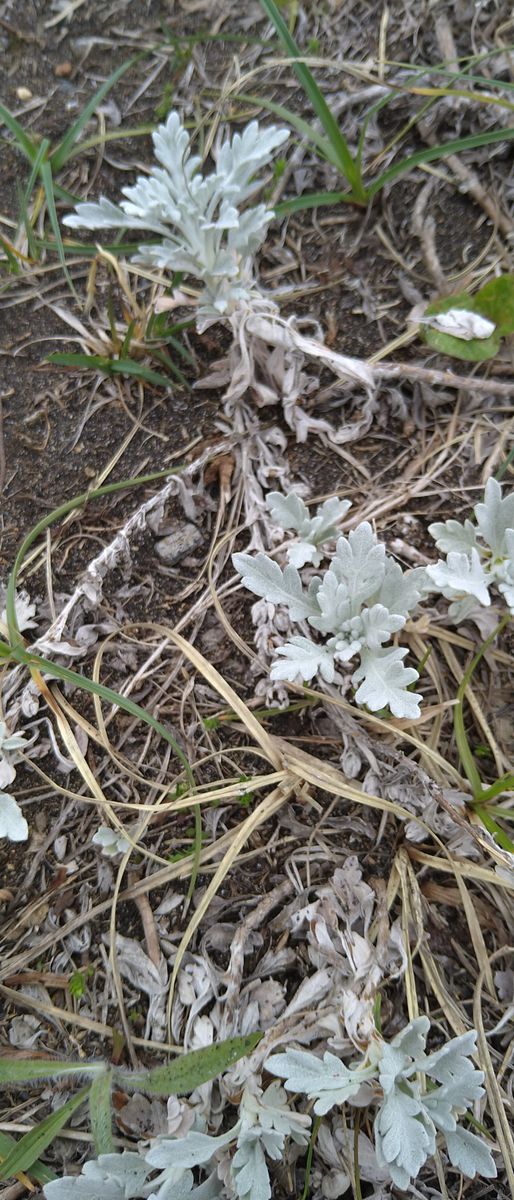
[16,86,32,101]
[155,522,203,566]
[55,61,73,78]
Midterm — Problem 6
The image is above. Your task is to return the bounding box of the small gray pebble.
[155,523,203,566]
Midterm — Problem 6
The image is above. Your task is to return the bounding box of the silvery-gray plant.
[426,478,514,622]
[63,110,379,702]
[234,491,427,719]
[64,113,289,329]
[42,1019,496,1199]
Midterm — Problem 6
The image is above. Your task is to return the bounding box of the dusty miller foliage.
[64,112,289,326]
[63,109,375,451]
[427,477,514,621]
[233,491,427,719]
[268,1017,496,1190]
[43,1020,495,1198]
[43,1083,310,1200]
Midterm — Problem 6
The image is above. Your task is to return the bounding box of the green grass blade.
[495,444,514,482]
[453,614,511,800]
[22,136,50,209]
[120,318,137,357]
[453,688,484,798]
[149,346,191,388]
[46,352,110,370]
[300,1116,321,1200]
[0,1087,91,1180]
[230,90,337,164]
[0,236,22,274]
[40,159,78,298]
[53,182,83,203]
[0,1132,55,1185]
[17,179,39,261]
[0,1059,103,1085]
[259,0,366,199]
[368,125,514,197]
[476,774,514,803]
[19,645,193,783]
[162,335,195,364]
[387,57,514,95]
[5,467,186,648]
[356,92,398,172]
[110,357,174,389]
[157,333,195,364]
[51,58,137,170]
[89,1069,114,1154]
[274,187,355,216]
[46,352,175,390]
[37,237,161,257]
[15,137,50,265]
[470,804,514,853]
[117,1032,262,1096]
[65,124,155,161]
[0,103,37,162]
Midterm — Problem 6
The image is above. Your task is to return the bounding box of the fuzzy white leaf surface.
[0,721,29,754]
[231,1136,271,1200]
[147,1083,309,1200]
[270,636,337,683]
[92,825,132,856]
[232,552,319,621]
[0,792,28,841]
[266,1049,373,1114]
[234,492,425,717]
[352,647,422,719]
[375,1019,493,1186]
[498,539,514,612]
[1,588,37,631]
[238,1082,311,1149]
[376,561,428,618]
[444,1126,497,1178]
[330,525,387,608]
[359,604,405,649]
[43,1153,153,1200]
[267,1015,494,1189]
[427,518,478,556]
[428,480,514,619]
[426,548,491,606]
[64,112,288,320]
[420,308,495,340]
[374,1085,434,1189]
[146,1128,237,1172]
[474,477,514,558]
[267,492,351,567]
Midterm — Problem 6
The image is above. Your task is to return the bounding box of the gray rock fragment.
[155,522,203,565]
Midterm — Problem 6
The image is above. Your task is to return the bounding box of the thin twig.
[375,361,514,396]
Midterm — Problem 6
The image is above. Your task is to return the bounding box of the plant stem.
[300,1115,321,1200]
[453,613,511,799]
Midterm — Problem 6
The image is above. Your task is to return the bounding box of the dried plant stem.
[375,361,514,396]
